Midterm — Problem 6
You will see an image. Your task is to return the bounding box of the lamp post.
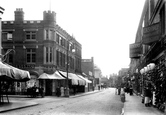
[65,40,70,97]
[65,38,75,97]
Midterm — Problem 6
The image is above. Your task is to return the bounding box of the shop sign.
[142,22,161,44]
[14,64,35,69]
[82,59,92,62]
[129,43,142,58]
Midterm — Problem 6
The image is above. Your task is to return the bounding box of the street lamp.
[65,38,75,97]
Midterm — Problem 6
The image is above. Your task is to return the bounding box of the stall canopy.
[38,71,65,79]
[69,73,85,85]
[58,71,85,85]
[0,61,31,81]
[77,74,92,84]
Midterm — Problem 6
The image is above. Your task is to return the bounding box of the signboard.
[82,59,92,62]
[129,43,142,58]
[142,22,161,44]
[14,64,35,69]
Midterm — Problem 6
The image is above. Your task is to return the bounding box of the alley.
[1,88,123,115]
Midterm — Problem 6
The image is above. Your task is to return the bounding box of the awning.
[69,73,85,85]
[0,61,31,81]
[77,74,92,83]
[38,71,65,80]
[58,71,85,85]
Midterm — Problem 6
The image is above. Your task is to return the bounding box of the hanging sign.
[142,22,161,45]
[129,43,142,58]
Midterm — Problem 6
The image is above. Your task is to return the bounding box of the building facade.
[129,0,166,112]
[94,65,102,90]
[81,57,95,91]
[2,8,82,95]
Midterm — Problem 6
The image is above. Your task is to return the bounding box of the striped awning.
[58,71,85,85]
[38,71,65,80]
[77,74,92,83]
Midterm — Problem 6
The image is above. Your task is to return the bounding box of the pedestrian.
[144,87,152,107]
[32,85,37,97]
[60,86,64,96]
[118,86,121,95]
[39,87,44,97]
[129,85,133,96]
[98,85,100,90]
[36,87,39,96]
[73,86,76,95]
[56,86,61,97]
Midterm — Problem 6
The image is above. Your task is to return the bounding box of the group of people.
[124,86,133,95]
[116,85,133,96]
[115,82,153,107]
[27,85,44,98]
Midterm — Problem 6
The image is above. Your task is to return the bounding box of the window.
[46,30,49,40]
[26,31,36,40]
[2,31,13,41]
[56,34,60,44]
[50,30,54,40]
[50,48,52,62]
[56,50,59,66]
[61,38,66,47]
[60,37,63,46]
[59,52,62,66]
[26,49,36,63]
[46,47,49,63]
[45,47,53,64]
[69,57,74,69]
[62,53,66,67]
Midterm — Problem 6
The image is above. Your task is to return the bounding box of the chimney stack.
[14,8,24,22]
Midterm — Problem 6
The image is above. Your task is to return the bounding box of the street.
[1,88,123,115]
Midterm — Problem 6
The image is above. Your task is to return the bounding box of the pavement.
[0,90,100,113]
[123,93,165,115]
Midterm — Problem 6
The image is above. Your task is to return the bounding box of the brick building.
[2,8,82,95]
[129,0,166,111]
[81,57,95,91]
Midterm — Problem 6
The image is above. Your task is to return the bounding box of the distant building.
[82,57,95,91]
[2,8,82,95]
[118,68,129,77]
[94,65,102,90]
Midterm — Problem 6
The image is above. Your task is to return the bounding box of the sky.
[1,0,145,76]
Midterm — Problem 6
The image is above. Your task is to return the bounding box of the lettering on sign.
[14,65,35,69]
[129,43,142,58]
[82,59,91,62]
[142,22,161,44]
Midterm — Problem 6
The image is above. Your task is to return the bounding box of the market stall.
[0,61,31,103]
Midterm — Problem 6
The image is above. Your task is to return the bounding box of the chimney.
[14,8,24,21]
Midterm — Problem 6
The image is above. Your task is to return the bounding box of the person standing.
[56,86,61,97]
[129,85,133,96]
[144,87,152,107]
